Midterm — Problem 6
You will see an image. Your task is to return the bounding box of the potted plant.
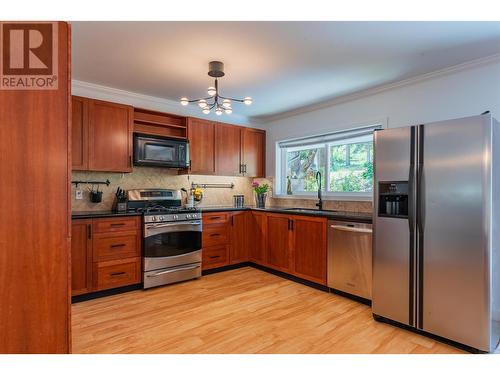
[252,181,270,208]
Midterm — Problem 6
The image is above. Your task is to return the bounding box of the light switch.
[75,189,83,200]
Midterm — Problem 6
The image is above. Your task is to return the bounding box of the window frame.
[275,120,385,201]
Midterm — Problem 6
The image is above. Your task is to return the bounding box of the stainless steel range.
[127,189,202,289]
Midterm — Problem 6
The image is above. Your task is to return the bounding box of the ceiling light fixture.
[179,61,252,116]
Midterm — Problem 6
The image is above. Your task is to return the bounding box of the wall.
[263,57,500,178]
[72,168,256,211]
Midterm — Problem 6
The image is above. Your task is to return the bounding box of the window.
[276,124,381,198]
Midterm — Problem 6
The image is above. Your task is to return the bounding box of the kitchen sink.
[282,207,339,213]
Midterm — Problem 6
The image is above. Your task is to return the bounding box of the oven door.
[144,220,202,271]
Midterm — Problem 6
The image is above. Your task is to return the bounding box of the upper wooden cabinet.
[187,117,216,174]
[242,128,266,178]
[72,96,133,172]
[216,123,242,176]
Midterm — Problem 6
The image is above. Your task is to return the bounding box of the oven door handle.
[146,221,201,229]
[146,264,200,277]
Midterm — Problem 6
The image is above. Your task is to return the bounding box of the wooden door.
[0,22,71,353]
[229,212,248,264]
[215,123,242,176]
[247,212,267,264]
[242,128,265,177]
[88,99,133,172]
[292,216,327,285]
[71,220,93,296]
[266,213,292,272]
[71,96,89,170]
[187,117,216,174]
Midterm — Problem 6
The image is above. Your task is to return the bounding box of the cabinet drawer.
[202,212,229,225]
[202,245,228,270]
[93,216,140,233]
[93,257,141,291]
[93,231,140,262]
[202,224,228,247]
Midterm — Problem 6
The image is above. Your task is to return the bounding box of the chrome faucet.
[315,171,323,210]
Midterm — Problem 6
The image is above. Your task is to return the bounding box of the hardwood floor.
[71,267,463,354]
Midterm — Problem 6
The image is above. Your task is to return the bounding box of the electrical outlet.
[75,189,83,200]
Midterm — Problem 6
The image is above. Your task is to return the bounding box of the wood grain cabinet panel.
[216,123,242,176]
[88,99,133,172]
[71,96,89,170]
[71,220,93,296]
[292,216,327,285]
[187,117,216,174]
[202,245,229,270]
[242,128,265,177]
[266,213,292,272]
[202,224,229,247]
[229,212,248,264]
[92,216,140,233]
[93,258,141,291]
[248,212,267,264]
[93,231,141,262]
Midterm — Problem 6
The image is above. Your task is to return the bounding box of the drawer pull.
[209,233,221,237]
[110,223,125,227]
[209,255,220,259]
[110,271,126,277]
[209,216,221,220]
[110,243,126,248]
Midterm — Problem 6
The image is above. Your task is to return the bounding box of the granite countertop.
[71,211,143,219]
[200,206,373,223]
[72,206,372,223]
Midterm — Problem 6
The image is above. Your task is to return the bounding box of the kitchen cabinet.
[292,216,327,285]
[202,212,231,270]
[187,117,216,174]
[229,212,248,264]
[242,128,266,178]
[266,213,292,272]
[72,96,133,172]
[248,211,267,264]
[71,216,142,295]
[71,220,92,296]
[215,123,242,176]
[71,96,89,170]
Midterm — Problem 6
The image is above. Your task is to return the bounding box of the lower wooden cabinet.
[229,212,248,264]
[71,216,142,296]
[266,213,292,272]
[202,245,229,269]
[248,212,267,264]
[71,219,93,296]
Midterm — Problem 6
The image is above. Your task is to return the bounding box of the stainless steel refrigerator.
[372,114,500,353]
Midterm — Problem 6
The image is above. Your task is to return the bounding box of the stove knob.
[173,215,179,220]
[159,216,164,221]
[186,214,191,219]
[151,216,156,222]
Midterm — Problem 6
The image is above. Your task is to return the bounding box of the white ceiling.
[71,21,500,122]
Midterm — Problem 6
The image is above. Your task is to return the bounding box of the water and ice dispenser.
[378,182,409,218]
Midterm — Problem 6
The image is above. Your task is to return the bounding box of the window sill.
[271,194,373,202]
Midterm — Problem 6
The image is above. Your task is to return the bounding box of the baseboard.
[372,314,487,354]
[202,262,252,276]
[72,284,142,303]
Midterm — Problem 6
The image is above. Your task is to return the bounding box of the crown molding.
[253,53,500,124]
[71,80,261,128]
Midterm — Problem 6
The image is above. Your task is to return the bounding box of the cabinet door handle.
[209,216,221,220]
[110,272,126,277]
[110,223,125,227]
[129,155,133,167]
[210,233,221,237]
[231,216,234,226]
[209,255,220,259]
[244,164,247,173]
[291,220,294,231]
[87,224,92,239]
[110,243,126,248]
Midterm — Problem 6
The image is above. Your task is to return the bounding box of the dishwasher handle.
[329,224,372,234]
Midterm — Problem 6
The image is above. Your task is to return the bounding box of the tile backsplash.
[71,167,256,211]
[71,168,373,214]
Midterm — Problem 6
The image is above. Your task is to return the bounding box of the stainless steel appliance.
[133,134,189,168]
[373,114,500,352]
[127,189,202,289]
[327,220,372,300]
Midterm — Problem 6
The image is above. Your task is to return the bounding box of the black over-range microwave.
[133,133,189,168]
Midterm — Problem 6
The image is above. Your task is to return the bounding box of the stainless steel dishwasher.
[327,220,373,300]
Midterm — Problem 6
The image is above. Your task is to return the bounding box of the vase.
[255,193,267,208]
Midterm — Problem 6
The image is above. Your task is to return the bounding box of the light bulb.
[222,99,231,108]
[202,108,210,115]
[224,108,233,114]
[215,107,223,116]
[180,97,189,106]
[198,99,207,108]
[243,97,252,105]
[207,86,216,96]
